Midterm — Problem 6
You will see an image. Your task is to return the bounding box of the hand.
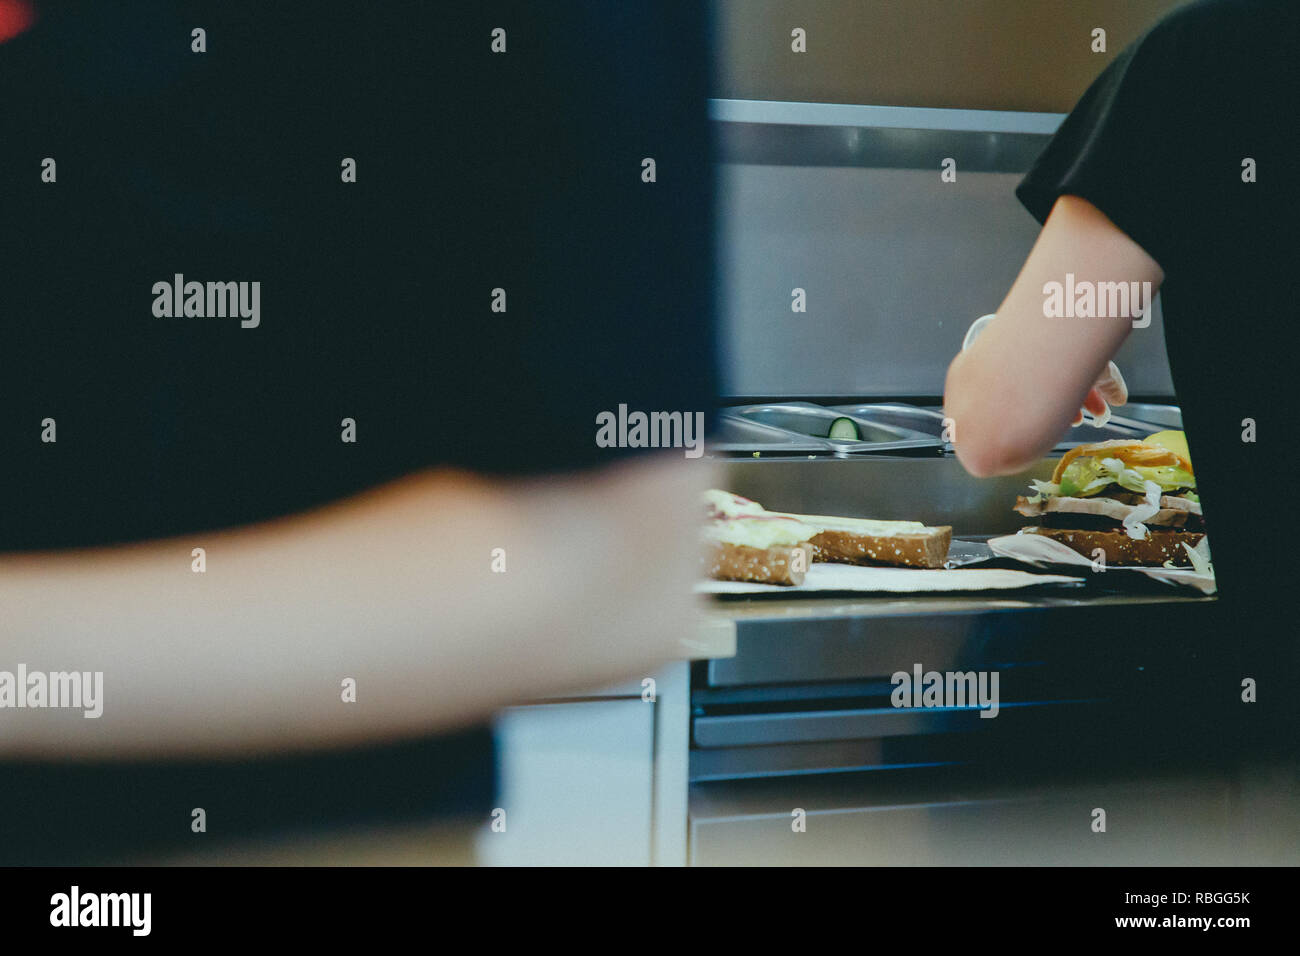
[961,313,1127,429]
[1071,361,1127,427]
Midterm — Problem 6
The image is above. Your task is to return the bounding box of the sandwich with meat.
[702,490,820,586]
[1013,430,1207,567]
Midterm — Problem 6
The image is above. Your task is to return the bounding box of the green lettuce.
[1055,456,1195,497]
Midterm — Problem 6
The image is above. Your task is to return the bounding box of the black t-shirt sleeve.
[1015,6,1214,275]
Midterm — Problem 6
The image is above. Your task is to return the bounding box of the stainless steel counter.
[700,586,1214,685]
[691,582,1223,782]
[704,588,1211,625]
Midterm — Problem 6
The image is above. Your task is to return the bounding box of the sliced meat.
[1015,494,1201,528]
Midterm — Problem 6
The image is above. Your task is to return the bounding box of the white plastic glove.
[1074,361,1127,428]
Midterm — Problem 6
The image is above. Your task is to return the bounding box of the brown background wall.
[712,0,1187,112]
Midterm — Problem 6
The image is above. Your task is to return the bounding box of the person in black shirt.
[0,2,717,863]
[946,0,1297,744]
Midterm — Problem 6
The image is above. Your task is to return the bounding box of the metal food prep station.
[484,99,1296,868]
[678,98,1296,866]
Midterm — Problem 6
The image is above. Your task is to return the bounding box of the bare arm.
[944,194,1164,477]
[0,454,714,759]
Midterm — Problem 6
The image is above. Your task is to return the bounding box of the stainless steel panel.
[694,700,1090,748]
[689,738,974,781]
[1118,403,1183,429]
[719,455,1054,536]
[709,100,1065,134]
[706,612,992,688]
[717,122,1051,173]
[691,739,895,781]
[705,594,1215,687]
[715,163,1177,399]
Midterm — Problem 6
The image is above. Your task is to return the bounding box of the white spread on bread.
[702,490,821,549]
[769,512,931,535]
[702,491,948,567]
[702,515,821,550]
[701,489,763,520]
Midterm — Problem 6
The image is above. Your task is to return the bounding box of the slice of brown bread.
[768,511,952,569]
[809,526,952,569]
[1020,525,1205,567]
[703,540,814,586]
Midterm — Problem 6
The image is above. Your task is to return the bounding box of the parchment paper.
[698,563,1083,595]
[987,531,1217,595]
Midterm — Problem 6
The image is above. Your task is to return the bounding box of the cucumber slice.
[828,417,859,440]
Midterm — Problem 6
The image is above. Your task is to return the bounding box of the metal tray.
[831,402,1148,452]
[829,403,949,438]
[715,400,1180,458]
[708,416,833,456]
[1118,403,1183,430]
[1052,416,1155,450]
[727,403,942,457]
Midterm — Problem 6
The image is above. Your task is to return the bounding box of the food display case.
[689,100,1246,865]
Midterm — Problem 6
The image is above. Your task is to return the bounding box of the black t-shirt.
[0,2,716,862]
[1016,0,1296,637]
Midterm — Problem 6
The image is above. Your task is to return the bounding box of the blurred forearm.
[0,454,714,759]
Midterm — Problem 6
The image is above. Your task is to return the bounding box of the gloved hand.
[962,313,1128,428]
[1073,360,1127,427]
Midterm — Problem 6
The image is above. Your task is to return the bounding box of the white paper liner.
[987,531,1217,595]
[698,563,1083,595]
